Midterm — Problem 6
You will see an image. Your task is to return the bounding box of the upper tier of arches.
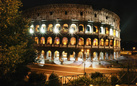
[30,23,120,38]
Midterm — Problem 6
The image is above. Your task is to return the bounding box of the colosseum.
[24,4,121,65]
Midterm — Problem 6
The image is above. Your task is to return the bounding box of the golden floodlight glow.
[81,49,84,52]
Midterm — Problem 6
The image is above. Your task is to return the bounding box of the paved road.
[27,63,122,76]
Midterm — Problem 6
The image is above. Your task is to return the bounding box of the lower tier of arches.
[35,49,120,64]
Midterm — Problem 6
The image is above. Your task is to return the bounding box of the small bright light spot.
[81,49,84,52]
[89,84,93,86]
[133,47,136,50]
[69,28,74,34]
[30,29,34,34]
[54,28,59,34]
[115,84,120,86]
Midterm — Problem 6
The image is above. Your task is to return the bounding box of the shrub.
[28,72,47,86]
[48,72,62,86]
[91,72,103,79]
[111,75,118,85]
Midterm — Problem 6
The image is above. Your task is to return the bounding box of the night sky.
[21,0,137,42]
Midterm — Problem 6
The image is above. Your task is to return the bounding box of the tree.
[0,0,35,85]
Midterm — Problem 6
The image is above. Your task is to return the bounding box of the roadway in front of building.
[27,63,122,76]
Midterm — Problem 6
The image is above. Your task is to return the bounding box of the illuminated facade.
[25,4,121,63]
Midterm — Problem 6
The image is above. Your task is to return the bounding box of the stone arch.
[78,51,83,61]
[30,25,34,33]
[114,52,116,59]
[70,37,76,45]
[105,39,109,46]
[93,38,98,46]
[79,24,84,32]
[62,37,68,45]
[86,38,91,46]
[35,37,39,44]
[35,25,40,32]
[110,40,113,46]
[40,24,46,33]
[70,24,76,33]
[48,24,53,31]
[47,37,52,44]
[47,50,52,61]
[86,25,92,33]
[39,50,45,64]
[62,24,68,32]
[40,37,45,44]
[54,37,60,45]
[93,26,98,33]
[70,51,75,61]
[105,52,109,60]
[78,37,84,45]
[100,39,104,46]
[62,51,67,61]
[93,52,98,61]
[54,51,60,61]
[99,52,104,60]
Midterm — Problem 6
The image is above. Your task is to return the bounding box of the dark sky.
[21,0,137,42]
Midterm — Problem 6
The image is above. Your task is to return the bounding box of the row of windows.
[30,24,119,37]
[35,37,120,47]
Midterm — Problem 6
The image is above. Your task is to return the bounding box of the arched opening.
[62,24,68,32]
[99,52,104,60]
[35,37,39,44]
[86,25,92,33]
[105,52,108,60]
[100,26,105,34]
[55,24,61,30]
[78,37,84,45]
[105,39,109,46]
[54,37,60,45]
[79,24,84,32]
[62,51,67,61]
[110,40,113,46]
[62,37,68,45]
[116,40,119,47]
[100,39,104,46]
[114,52,116,59]
[48,24,53,32]
[35,25,40,32]
[105,27,109,35]
[110,28,113,36]
[93,38,98,46]
[78,51,83,61]
[30,25,34,34]
[39,50,45,64]
[93,52,98,61]
[110,53,113,60]
[70,24,76,33]
[47,37,52,44]
[86,38,91,46]
[47,50,52,61]
[40,37,45,44]
[70,51,75,61]
[40,24,46,33]
[70,37,76,45]
[54,51,59,61]
[93,26,98,33]
[86,49,90,59]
